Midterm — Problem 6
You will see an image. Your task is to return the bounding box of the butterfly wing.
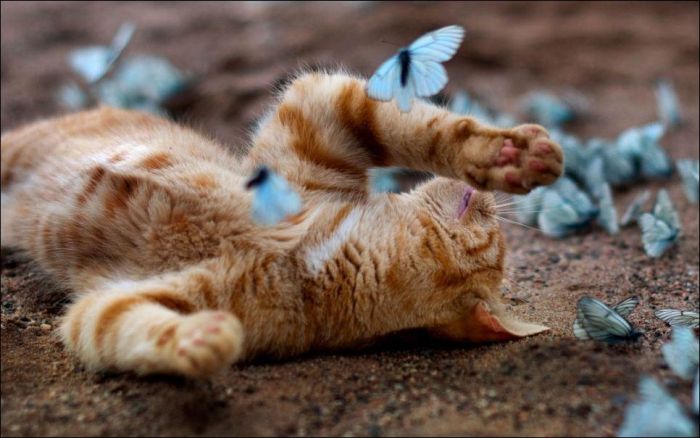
[639,213,676,258]
[656,79,682,128]
[655,309,700,329]
[676,159,699,204]
[409,60,448,98]
[572,316,591,340]
[394,77,415,112]
[538,190,583,238]
[408,25,465,63]
[366,55,401,102]
[513,187,546,226]
[661,326,700,380]
[250,170,302,226]
[595,183,619,235]
[653,189,681,233]
[613,296,640,319]
[620,190,651,227]
[576,296,635,343]
[68,46,114,83]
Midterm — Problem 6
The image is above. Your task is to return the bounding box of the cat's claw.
[168,311,243,378]
[491,124,563,194]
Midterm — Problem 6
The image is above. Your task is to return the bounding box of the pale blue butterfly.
[638,189,681,258]
[537,177,598,238]
[574,296,642,344]
[601,142,638,187]
[620,190,651,227]
[661,326,699,380]
[676,159,699,204]
[618,376,697,437]
[68,22,135,84]
[655,308,700,329]
[616,122,672,180]
[512,177,597,237]
[367,25,465,112]
[245,166,303,226]
[655,78,682,128]
[596,183,619,235]
[111,55,188,104]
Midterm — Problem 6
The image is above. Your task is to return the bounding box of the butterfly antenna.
[379,39,400,47]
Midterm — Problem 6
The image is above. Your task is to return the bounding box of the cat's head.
[409,176,505,293]
[410,177,549,342]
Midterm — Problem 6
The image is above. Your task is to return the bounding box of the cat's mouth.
[457,187,475,219]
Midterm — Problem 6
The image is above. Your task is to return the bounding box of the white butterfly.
[245,166,302,226]
[573,296,642,344]
[655,309,700,329]
[618,376,697,437]
[638,189,681,258]
[366,25,465,112]
[661,326,699,380]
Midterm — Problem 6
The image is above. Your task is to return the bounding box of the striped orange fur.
[0,71,563,378]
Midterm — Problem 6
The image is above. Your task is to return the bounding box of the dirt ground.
[1,1,699,436]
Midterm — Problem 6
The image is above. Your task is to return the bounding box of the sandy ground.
[1,1,699,436]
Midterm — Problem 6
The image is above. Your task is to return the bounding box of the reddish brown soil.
[1,2,698,436]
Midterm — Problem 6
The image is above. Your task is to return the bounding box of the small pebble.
[40,323,52,331]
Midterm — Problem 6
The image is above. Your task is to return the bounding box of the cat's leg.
[251,72,562,195]
[60,268,243,377]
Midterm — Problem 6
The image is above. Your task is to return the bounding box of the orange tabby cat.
[0,71,563,377]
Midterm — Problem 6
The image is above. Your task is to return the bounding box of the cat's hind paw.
[165,311,244,378]
[490,124,563,194]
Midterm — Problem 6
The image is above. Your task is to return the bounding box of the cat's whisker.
[489,213,543,233]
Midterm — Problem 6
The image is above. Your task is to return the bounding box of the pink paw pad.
[528,160,548,173]
[495,140,520,166]
[535,142,553,155]
[505,171,522,187]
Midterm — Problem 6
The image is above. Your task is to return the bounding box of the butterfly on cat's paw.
[366,25,465,112]
[573,296,642,344]
[245,166,302,226]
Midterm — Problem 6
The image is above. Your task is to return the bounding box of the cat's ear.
[431,300,549,342]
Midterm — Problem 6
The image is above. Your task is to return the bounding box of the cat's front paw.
[490,124,563,194]
[166,311,244,378]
